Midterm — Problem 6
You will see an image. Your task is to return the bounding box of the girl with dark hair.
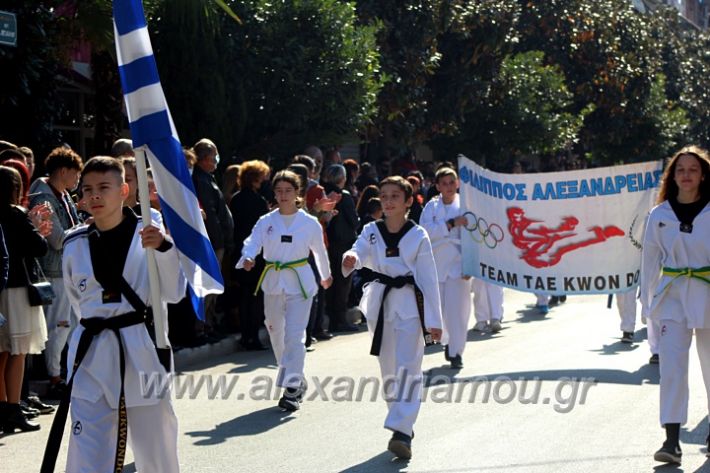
[640,146,710,464]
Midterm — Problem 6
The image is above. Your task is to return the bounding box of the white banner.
[458,155,663,294]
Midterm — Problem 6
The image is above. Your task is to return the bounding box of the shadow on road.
[184,407,295,445]
[424,365,659,387]
[514,305,551,322]
[337,451,409,473]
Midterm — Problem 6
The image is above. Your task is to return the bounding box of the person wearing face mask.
[191,138,234,331]
[29,147,84,399]
[640,146,710,465]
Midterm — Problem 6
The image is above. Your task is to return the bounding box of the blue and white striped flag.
[113,0,223,320]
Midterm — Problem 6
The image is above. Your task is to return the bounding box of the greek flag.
[113,0,223,320]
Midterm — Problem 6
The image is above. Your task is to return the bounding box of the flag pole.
[135,146,169,349]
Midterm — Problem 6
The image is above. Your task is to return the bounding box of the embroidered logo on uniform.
[72,421,82,435]
[659,222,666,228]
[267,225,274,235]
[368,233,376,245]
[78,279,87,292]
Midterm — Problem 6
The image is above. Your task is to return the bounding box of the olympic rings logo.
[463,212,504,249]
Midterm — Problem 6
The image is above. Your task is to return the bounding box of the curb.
[173,335,240,371]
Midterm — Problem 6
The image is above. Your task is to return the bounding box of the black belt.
[369,272,430,356]
[41,311,148,473]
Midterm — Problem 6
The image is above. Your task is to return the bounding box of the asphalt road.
[3,290,710,473]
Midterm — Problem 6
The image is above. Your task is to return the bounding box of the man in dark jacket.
[192,138,234,328]
[322,164,360,332]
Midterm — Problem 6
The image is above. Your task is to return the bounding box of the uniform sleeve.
[342,226,372,278]
[414,232,443,330]
[639,212,663,314]
[310,221,331,281]
[153,240,187,304]
[236,215,265,268]
[420,200,448,242]
[62,245,82,318]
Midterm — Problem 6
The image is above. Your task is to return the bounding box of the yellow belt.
[254,257,310,299]
[662,266,710,286]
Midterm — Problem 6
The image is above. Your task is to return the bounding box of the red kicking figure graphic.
[506,207,625,268]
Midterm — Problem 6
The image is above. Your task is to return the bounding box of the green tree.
[649,6,710,149]
[356,0,444,151]
[425,0,521,138]
[515,0,686,164]
[0,2,64,156]
[152,0,382,161]
[430,51,590,171]
[151,0,234,154]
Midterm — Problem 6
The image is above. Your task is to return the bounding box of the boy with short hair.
[43,156,186,473]
[343,176,442,459]
[29,146,83,398]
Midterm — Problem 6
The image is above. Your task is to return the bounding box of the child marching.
[237,170,332,411]
[420,167,473,368]
[640,146,710,465]
[342,176,443,460]
[42,157,186,473]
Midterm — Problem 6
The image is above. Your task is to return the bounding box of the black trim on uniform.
[369,220,430,356]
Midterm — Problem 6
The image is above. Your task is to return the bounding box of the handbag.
[22,258,56,306]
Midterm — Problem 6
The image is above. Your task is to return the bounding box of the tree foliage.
[0,2,64,155]
[430,51,590,170]
[151,0,383,162]
[3,0,710,168]
[514,0,686,164]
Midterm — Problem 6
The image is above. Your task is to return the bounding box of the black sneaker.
[25,396,55,415]
[706,433,710,457]
[654,443,682,464]
[19,401,40,419]
[450,355,463,370]
[621,332,634,344]
[387,431,412,459]
[278,387,301,412]
[649,354,659,364]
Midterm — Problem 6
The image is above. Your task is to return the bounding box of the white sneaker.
[489,320,502,333]
[473,321,489,332]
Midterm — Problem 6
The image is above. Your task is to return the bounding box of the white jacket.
[420,194,464,281]
[640,201,710,328]
[342,221,443,330]
[63,219,186,408]
[236,209,330,297]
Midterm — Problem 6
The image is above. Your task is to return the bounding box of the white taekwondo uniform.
[420,194,472,358]
[640,200,710,426]
[472,280,504,325]
[343,220,442,437]
[237,209,330,388]
[61,215,186,473]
